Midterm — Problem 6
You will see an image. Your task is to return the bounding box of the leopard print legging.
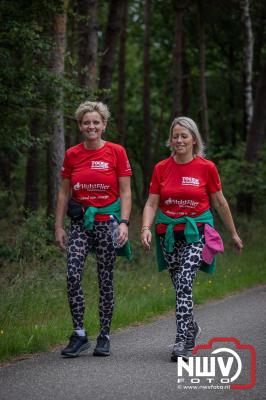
[160,234,205,343]
[67,219,116,336]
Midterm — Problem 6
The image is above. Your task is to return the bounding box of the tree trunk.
[245,61,266,162]
[253,11,266,77]
[64,4,79,147]
[24,15,45,213]
[172,4,183,119]
[117,0,128,146]
[153,82,167,164]
[0,152,13,189]
[132,172,142,209]
[182,32,189,115]
[98,0,124,102]
[228,45,237,146]
[198,0,209,143]
[237,60,266,214]
[142,0,152,201]
[24,115,40,212]
[240,0,254,137]
[47,1,68,215]
[77,0,98,92]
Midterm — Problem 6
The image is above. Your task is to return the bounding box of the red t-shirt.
[149,156,222,233]
[61,141,132,221]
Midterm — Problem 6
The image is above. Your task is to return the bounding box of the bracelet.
[141,226,151,233]
[120,219,130,226]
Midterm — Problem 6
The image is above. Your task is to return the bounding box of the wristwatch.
[120,219,130,226]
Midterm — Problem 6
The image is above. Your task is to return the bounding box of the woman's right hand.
[141,194,159,251]
[55,227,68,250]
[141,228,152,250]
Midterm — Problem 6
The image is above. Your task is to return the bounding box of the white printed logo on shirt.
[79,195,110,200]
[181,176,200,186]
[73,182,110,191]
[91,161,109,170]
[165,198,199,208]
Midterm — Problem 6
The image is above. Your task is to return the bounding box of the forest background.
[0,0,266,361]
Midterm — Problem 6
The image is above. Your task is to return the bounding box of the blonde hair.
[166,116,205,157]
[75,101,110,123]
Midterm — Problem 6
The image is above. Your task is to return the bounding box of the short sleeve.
[207,162,222,193]
[149,166,160,194]
[116,146,132,176]
[60,151,72,179]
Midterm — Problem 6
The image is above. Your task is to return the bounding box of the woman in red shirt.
[55,101,132,358]
[141,116,242,362]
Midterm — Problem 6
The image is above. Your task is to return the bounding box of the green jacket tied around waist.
[83,198,132,261]
[155,209,215,274]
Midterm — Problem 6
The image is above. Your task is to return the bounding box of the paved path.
[1,285,265,400]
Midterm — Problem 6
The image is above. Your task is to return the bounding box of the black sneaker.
[93,334,110,357]
[186,322,201,351]
[171,341,189,362]
[61,332,91,357]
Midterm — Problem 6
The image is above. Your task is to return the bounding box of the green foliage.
[0,242,20,262]
[0,0,266,213]
[0,189,10,218]
[16,211,60,261]
[0,209,61,263]
[217,144,266,207]
[0,1,53,194]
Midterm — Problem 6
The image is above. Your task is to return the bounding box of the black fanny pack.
[67,199,87,220]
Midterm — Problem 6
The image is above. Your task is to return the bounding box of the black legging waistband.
[159,224,205,241]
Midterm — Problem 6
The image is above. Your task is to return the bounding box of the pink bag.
[202,224,224,265]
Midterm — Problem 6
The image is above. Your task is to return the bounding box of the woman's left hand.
[232,233,243,252]
[118,223,129,247]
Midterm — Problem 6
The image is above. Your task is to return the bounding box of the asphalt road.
[1,285,265,400]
